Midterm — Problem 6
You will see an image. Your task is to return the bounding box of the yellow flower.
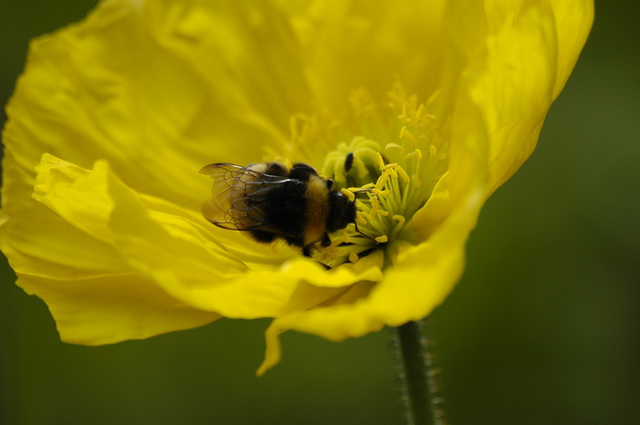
[0,0,592,375]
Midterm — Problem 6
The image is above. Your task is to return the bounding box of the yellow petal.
[546,1,594,99]
[282,0,446,111]
[411,0,592,237]
[19,274,221,346]
[5,0,324,210]
[31,155,379,322]
[0,156,220,344]
[472,0,593,192]
[258,279,378,376]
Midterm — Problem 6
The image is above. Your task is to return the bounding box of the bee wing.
[200,163,290,232]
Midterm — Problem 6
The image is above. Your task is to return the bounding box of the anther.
[341,188,356,202]
[375,235,388,244]
[375,152,386,171]
[356,212,369,224]
[385,143,405,153]
[397,167,410,183]
[392,215,406,226]
[371,188,386,197]
[400,126,417,147]
[405,149,423,160]
[376,173,390,190]
[386,167,398,178]
[415,104,425,121]
[370,197,380,219]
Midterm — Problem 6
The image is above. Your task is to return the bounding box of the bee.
[200,161,357,257]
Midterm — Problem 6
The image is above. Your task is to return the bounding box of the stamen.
[414,104,425,122]
[385,166,398,178]
[370,197,380,219]
[397,167,411,184]
[385,143,405,153]
[400,126,418,148]
[392,215,406,225]
[337,229,351,244]
[356,212,369,225]
[376,152,386,171]
[405,149,423,160]
[375,235,389,244]
[376,173,390,190]
[341,188,356,202]
[310,84,449,267]
[371,188,390,197]
[392,214,406,234]
[349,183,375,192]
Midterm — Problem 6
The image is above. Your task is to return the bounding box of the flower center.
[294,85,449,268]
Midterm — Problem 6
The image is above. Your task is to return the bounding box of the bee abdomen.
[260,180,307,239]
[303,175,331,246]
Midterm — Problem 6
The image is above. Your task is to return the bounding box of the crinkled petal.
[0,156,220,344]
[258,278,377,376]
[28,155,383,323]
[411,0,592,235]
[4,0,320,210]
[472,0,593,192]
[108,171,383,316]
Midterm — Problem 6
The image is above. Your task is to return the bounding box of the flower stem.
[394,320,445,425]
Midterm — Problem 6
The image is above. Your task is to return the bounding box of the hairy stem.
[394,320,446,425]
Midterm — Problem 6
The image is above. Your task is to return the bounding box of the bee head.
[327,191,356,232]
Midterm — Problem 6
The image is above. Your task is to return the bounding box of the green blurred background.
[1,2,638,424]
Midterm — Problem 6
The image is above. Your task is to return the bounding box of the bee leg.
[302,245,312,257]
[321,233,331,247]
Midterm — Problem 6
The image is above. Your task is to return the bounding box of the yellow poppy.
[0,0,593,375]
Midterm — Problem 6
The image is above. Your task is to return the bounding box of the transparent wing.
[200,163,291,231]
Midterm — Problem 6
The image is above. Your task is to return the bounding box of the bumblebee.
[200,161,356,256]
